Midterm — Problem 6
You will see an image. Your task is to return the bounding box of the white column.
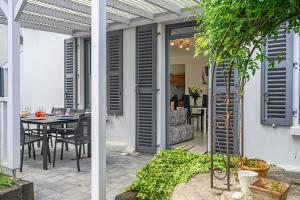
[4,0,20,174]
[91,0,107,200]
[157,23,166,150]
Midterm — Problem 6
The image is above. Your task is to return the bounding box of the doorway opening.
[166,22,209,154]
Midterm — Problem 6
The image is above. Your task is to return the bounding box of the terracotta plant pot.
[249,178,290,200]
[240,159,270,178]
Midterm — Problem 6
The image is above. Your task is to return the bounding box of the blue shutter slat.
[64,38,77,109]
[107,30,123,116]
[261,24,293,126]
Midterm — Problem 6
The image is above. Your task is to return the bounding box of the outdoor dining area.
[20,107,91,172]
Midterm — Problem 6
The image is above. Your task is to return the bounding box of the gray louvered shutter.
[261,25,293,126]
[136,24,157,154]
[107,30,123,115]
[0,68,4,97]
[64,38,77,109]
[213,62,239,154]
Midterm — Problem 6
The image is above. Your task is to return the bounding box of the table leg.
[204,109,207,134]
[43,125,48,170]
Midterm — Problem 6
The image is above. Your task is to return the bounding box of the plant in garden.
[128,150,239,200]
[0,175,14,188]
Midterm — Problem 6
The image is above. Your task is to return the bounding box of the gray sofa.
[169,109,194,145]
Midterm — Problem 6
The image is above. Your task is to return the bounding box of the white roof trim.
[14,0,27,21]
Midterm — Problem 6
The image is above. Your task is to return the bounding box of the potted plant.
[249,178,290,200]
[188,86,203,106]
[240,158,270,178]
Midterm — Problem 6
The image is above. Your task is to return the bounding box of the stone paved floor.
[17,145,152,200]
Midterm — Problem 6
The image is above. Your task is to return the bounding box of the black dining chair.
[47,107,67,147]
[53,113,91,172]
[20,121,51,172]
[199,94,208,130]
[183,95,201,130]
[173,95,178,110]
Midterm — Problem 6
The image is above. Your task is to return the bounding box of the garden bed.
[0,175,34,200]
[125,150,239,200]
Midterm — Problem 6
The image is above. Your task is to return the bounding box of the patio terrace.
[18,145,151,200]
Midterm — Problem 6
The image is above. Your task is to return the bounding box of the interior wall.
[170,49,208,105]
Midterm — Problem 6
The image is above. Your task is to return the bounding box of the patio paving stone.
[17,145,151,200]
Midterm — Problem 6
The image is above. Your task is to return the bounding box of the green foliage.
[128,150,239,200]
[0,174,15,188]
[189,0,300,80]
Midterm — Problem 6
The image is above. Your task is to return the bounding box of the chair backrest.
[183,95,191,117]
[173,95,178,110]
[75,113,91,139]
[202,94,208,108]
[51,107,66,115]
[68,108,85,116]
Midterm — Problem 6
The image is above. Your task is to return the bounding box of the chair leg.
[65,143,69,151]
[53,137,58,167]
[32,143,36,160]
[83,144,86,155]
[79,144,82,159]
[50,137,53,148]
[47,144,51,164]
[75,144,80,172]
[28,144,31,158]
[20,144,25,172]
[60,140,64,160]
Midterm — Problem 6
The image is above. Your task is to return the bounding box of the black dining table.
[21,116,78,170]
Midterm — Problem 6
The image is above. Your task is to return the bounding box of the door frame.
[165,21,197,149]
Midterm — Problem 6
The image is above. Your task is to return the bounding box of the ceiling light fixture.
[179,40,183,48]
[170,40,175,46]
[186,44,190,51]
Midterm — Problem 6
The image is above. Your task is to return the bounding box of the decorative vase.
[193,98,197,106]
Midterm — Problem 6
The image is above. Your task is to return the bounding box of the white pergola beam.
[107,0,153,20]
[145,0,181,15]
[40,0,130,24]
[107,12,130,24]
[20,20,73,35]
[6,0,20,174]
[91,0,106,199]
[21,12,90,31]
[0,0,7,17]
[14,0,27,21]
[25,3,91,25]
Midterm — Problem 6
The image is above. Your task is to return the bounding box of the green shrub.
[128,150,238,200]
[0,174,15,188]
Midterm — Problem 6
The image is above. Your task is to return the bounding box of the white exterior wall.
[20,29,71,112]
[0,25,7,65]
[244,33,300,171]
[0,26,70,112]
[106,28,136,152]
